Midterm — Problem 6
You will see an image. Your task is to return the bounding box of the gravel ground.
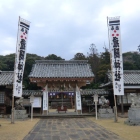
[89,117,140,140]
[0,118,39,140]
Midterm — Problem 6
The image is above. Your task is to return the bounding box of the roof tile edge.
[35,60,88,64]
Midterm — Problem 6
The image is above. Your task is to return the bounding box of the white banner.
[13,17,30,97]
[43,85,48,110]
[33,97,41,107]
[108,17,124,95]
[76,85,82,110]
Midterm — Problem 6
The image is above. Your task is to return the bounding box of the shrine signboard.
[33,97,41,108]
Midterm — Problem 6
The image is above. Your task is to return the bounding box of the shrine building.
[1,60,140,115]
[0,61,109,115]
[29,60,94,114]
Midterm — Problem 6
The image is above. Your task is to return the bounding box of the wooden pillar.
[75,91,77,112]
[121,95,124,115]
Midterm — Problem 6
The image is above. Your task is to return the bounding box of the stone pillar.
[124,93,140,125]
[125,107,140,125]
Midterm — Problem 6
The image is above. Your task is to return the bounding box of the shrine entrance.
[49,92,75,109]
[48,91,76,114]
[29,60,94,115]
[22,88,109,116]
[41,81,82,115]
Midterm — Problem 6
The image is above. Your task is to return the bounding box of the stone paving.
[23,118,124,140]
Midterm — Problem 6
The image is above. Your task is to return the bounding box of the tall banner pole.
[11,17,31,123]
[107,17,118,122]
[13,17,30,97]
[107,16,124,122]
[107,16,118,122]
[11,16,20,124]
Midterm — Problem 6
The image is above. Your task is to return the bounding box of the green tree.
[87,44,100,83]
[122,52,140,70]
[0,54,15,71]
[23,53,44,89]
[73,53,87,60]
[97,47,111,83]
[45,54,64,60]
[131,52,140,69]
[123,62,137,70]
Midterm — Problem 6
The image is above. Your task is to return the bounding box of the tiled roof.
[0,71,13,85]
[23,90,43,96]
[22,89,108,96]
[80,89,109,95]
[29,60,94,78]
[107,70,140,85]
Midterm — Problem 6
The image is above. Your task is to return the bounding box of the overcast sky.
[0,0,140,60]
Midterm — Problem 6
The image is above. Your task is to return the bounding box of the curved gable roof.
[29,60,94,78]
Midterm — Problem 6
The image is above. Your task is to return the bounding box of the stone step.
[29,114,94,119]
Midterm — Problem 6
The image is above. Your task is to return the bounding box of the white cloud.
[1,50,14,55]
[19,11,30,19]
[34,23,45,27]
[0,0,139,59]
[2,37,15,47]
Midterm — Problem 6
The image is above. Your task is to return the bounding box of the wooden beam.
[29,77,93,82]
[29,77,93,89]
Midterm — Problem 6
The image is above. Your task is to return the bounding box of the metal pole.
[95,101,98,120]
